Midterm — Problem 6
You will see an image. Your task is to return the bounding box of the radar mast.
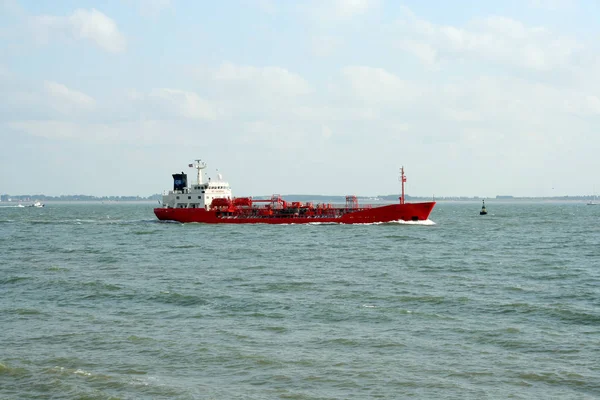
[191,159,207,185]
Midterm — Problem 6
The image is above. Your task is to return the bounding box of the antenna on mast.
[398,166,407,205]
[190,159,207,185]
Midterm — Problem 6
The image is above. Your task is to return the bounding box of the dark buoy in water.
[480,199,487,215]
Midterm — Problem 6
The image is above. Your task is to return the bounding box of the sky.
[1,0,599,198]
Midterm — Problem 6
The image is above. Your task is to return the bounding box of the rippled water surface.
[1,201,599,399]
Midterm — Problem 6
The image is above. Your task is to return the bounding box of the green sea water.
[1,201,599,399]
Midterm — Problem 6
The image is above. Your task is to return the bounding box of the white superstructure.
[160,159,232,209]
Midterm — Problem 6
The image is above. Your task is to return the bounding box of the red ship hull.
[154,202,436,224]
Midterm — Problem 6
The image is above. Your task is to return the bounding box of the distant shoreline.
[0,195,596,203]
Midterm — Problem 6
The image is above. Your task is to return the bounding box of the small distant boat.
[588,191,597,206]
[18,201,45,208]
[480,200,487,215]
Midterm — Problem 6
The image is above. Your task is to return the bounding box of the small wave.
[128,376,156,387]
[261,326,287,333]
[518,371,589,387]
[337,219,437,226]
[258,281,316,292]
[304,219,437,226]
[323,337,360,346]
[12,308,44,315]
[553,307,600,326]
[83,281,122,291]
[23,218,160,226]
[150,291,209,306]
[384,219,436,225]
[73,369,92,377]
[44,365,168,395]
[119,368,148,375]
[75,219,102,224]
[49,366,95,379]
[127,335,155,343]
[245,311,286,319]
[495,302,600,325]
[47,266,69,272]
[382,234,428,240]
[108,219,159,225]
[94,255,119,265]
[447,370,495,378]
[1,276,31,284]
[396,295,447,304]
[0,362,28,377]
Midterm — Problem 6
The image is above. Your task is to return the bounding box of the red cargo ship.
[154,160,435,224]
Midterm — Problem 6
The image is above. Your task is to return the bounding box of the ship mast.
[191,159,207,185]
[399,166,407,205]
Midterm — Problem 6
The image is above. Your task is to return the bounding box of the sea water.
[1,202,599,399]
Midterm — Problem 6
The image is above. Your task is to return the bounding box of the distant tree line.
[0,194,162,202]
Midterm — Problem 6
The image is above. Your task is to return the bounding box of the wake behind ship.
[154,160,435,224]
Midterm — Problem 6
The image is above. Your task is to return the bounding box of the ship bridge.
[161,160,232,209]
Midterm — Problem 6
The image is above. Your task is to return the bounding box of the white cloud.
[6,119,189,145]
[8,120,80,140]
[396,39,438,67]
[123,87,221,120]
[189,63,315,120]
[341,66,422,105]
[69,9,126,52]
[148,88,219,120]
[394,10,583,71]
[44,81,95,111]
[29,8,126,53]
[213,62,313,97]
[0,80,95,119]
